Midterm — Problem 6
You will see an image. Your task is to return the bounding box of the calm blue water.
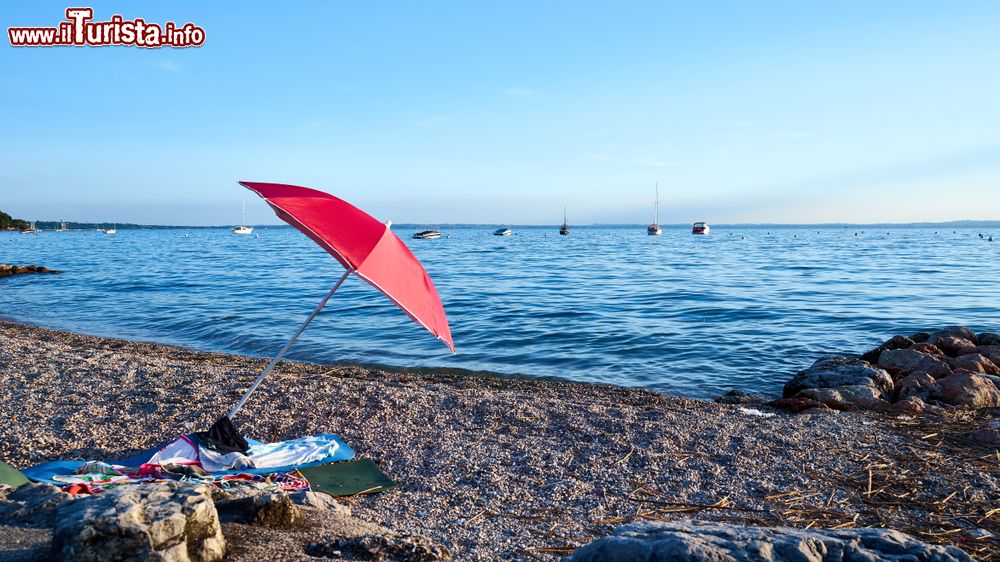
[2,226,998,398]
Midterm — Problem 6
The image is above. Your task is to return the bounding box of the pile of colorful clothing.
[22,417,355,496]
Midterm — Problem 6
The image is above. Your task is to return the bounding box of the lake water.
[2,226,998,398]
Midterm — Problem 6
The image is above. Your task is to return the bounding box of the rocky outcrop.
[52,482,225,562]
[0,483,75,526]
[783,356,893,398]
[778,326,1000,414]
[879,349,952,378]
[570,520,974,562]
[937,372,1000,408]
[0,264,62,278]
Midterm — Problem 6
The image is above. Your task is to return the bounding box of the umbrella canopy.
[240,181,454,352]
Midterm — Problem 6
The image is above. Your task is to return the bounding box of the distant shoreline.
[3,221,1000,230]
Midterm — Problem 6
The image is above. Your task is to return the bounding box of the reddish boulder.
[937,371,1000,408]
[861,335,915,363]
[910,343,944,356]
[926,335,976,357]
[933,326,977,342]
[878,349,953,379]
[950,354,1000,375]
[895,371,941,402]
[892,396,945,416]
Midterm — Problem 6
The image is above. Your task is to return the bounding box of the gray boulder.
[795,385,887,410]
[933,326,977,342]
[783,356,893,398]
[570,520,973,562]
[879,349,953,378]
[52,482,225,562]
[978,332,1000,346]
[0,483,74,525]
[937,372,1000,408]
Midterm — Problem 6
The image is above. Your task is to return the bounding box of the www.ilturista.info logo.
[8,8,205,48]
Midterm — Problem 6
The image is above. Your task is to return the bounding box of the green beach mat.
[0,460,30,488]
[299,459,397,497]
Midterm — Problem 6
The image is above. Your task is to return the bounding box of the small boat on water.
[412,230,442,240]
[20,221,37,235]
[647,183,662,236]
[232,201,254,235]
[493,227,512,236]
[559,207,570,235]
[692,221,711,235]
[104,224,117,235]
[57,220,68,232]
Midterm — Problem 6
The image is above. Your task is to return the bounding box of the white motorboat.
[493,227,512,236]
[412,230,442,240]
[692,222,711,235]
[647,183,662,236]
[104,224,117,235]
[232,201,254,235]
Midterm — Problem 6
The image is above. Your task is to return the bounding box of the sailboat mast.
[654,183,659,225]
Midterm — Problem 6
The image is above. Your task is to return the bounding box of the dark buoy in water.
[990,236,994,242]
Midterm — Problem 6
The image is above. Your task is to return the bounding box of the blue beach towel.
[22,434,355,486]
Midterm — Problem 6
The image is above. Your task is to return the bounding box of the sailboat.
[57,220,68,232]
[559,207,570,235]
[20,221,37,235]
[104,224,117,235]
[232,201,254,235]
[647,183,662,236]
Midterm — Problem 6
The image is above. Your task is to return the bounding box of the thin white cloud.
[410,115,453,127]
[502,87,533,97]
[297,120,326,132]
[157,60,181,72]
[633,159,683,168]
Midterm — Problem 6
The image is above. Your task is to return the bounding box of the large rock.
[978,332,1000,346]
[0,483,74,525]
[937,372,1000,408]
[783,356,893,399]
[926,335,977,357]
[860,335,914,363]
[933,326,977,342]
[795,385,887,411]
[879,349,953,379]
[570,520,974,562]
[52,482,225,562]
[895,371,941,402]
[950,353,1000,375]
[0,264,62,278]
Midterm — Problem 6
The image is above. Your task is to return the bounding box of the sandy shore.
[0,320,996,560]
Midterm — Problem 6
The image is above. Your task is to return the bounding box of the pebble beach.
[1,319,997,560]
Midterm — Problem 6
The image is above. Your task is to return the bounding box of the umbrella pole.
[227,269,353,419]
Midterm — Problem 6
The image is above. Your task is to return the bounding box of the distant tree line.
[0,210,28,230]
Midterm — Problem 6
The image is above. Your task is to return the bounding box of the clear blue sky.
[2,1,999,225]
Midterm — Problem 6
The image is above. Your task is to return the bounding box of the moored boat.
[647,183,662,236]
[559,207,570,235]
[232,201,254,235]
[493,227,512,236]
[692,222,711,235]
[412,230,442,239]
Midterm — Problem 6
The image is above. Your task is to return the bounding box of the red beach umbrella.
[227,181,454,418]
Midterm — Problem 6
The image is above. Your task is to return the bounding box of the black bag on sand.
[194,415,250,454]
